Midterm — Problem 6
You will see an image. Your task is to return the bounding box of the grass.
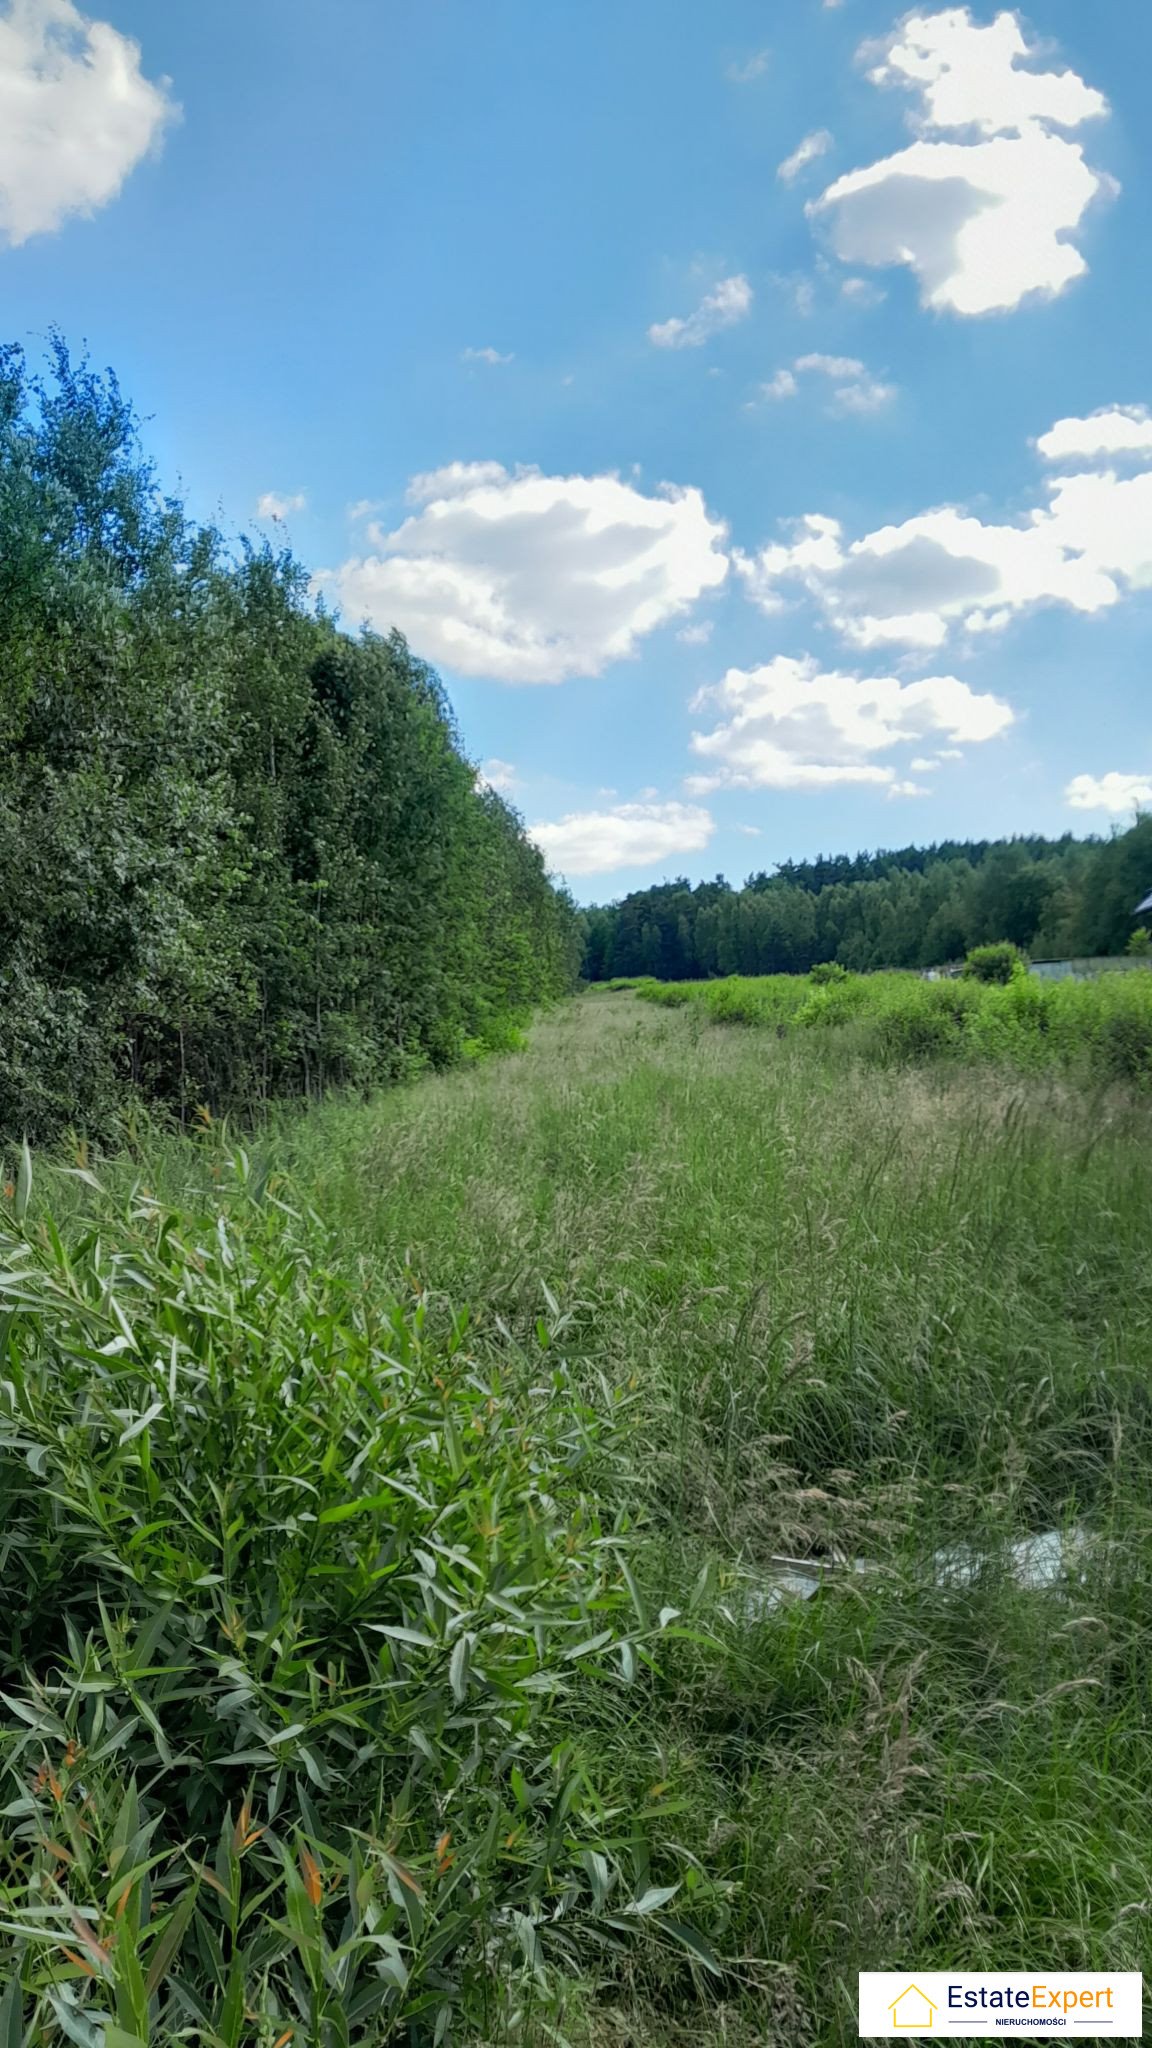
[630,964,1152,1083]
[3,995,1152,2043]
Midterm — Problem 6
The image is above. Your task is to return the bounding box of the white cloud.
[687,654,1013,792]
[1036,406,1152,464]
[677,619,714,644]
[257,490,307,520]
[1066,772,1152,815]
[759,353,895,413]
[727,47,770,83]
[735,823,763,836]
[347,497,383,521]
[739,414,1152,649]
[888,779,931,799]
[649,274,753,349]
[812,9,1111,316]
[462,345,514,365]
[778,129,834,183]
[319,462,729,683]
[841,275,886,305]
[909,755,941,772]
[530,800,714,876]
[478,757,518,793]
[796,351,896,412]
[0,0,175,244]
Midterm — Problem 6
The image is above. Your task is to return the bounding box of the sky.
[3,0,1152,902]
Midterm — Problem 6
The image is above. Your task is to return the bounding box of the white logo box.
[859,1972,1142,2037]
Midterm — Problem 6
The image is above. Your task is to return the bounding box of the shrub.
[1127,927,1152,958]
[866,980,980,1064]
[807,961,849,987]
[962,942,1025,985]
[0,1160,707,2038]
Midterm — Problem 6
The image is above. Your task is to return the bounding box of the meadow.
[2,992,1151,2044]
[626,961,1152,1083]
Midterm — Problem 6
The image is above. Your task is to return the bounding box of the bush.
[962,942,1025,985]
[0,1160,706,2038]
[807,961,849,987]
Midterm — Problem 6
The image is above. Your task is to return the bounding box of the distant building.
[1136,890,1152,917]
[1030,956,1150,981]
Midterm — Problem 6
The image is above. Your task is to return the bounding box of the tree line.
[0,339,581,1141]
[583,824,1152,982]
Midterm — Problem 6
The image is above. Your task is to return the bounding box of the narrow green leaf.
[14,1141,31,1225]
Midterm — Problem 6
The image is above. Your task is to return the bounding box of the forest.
[0,338,581,1143]
[583,822,1152,982]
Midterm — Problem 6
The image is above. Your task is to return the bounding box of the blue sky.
[4,1,1152,900]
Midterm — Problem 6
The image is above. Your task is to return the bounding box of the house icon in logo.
[889,1984,938,2029]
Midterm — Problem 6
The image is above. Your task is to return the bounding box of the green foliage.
[807,960,848,986]
[6,1001,1152,2042]
[0,338,580,1143]
[0,1162,713,2038]
[1127,926,1152,957]
[586,821,1152,981]
[628,967,1152,1083]
[962,941,1025,983]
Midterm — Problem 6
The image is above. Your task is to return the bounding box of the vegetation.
[961,941,1024,984]
[632,963,1152,1081]
[583,820,1152,981]
[0,338,580,1146]
[4,995,1152,2042]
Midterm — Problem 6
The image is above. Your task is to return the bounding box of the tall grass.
[0,1152,719,2042]
[633,966,1152,1081]
[3,996,1152,2043]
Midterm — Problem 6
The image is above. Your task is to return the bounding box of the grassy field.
[3,993,1151,2043]
[626,963,1152,1083]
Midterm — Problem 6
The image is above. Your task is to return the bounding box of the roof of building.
[1136,890,1152,917]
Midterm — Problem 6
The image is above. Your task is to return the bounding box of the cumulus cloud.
[649,274,753,349]
[778,129,834,183]
[739,413,1152,650]
[257,491,307,520]
[677,619,714,644]
[797,351,896,412]
[0,0,175,244]
[759,353,895,413]
[318,462,729,683]
[1036,406,1152,463]
[462,345,513,365]
[686,654,1013,792]
[812,9,1111,316]
[478,757,518,793]
[530,800,714,876]
[1066,772,1152,815]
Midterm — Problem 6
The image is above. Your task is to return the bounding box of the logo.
[890,1985,937,2029]
[859,1972,1142,2037]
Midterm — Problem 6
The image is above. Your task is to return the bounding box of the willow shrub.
[0,1155,713,2043]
